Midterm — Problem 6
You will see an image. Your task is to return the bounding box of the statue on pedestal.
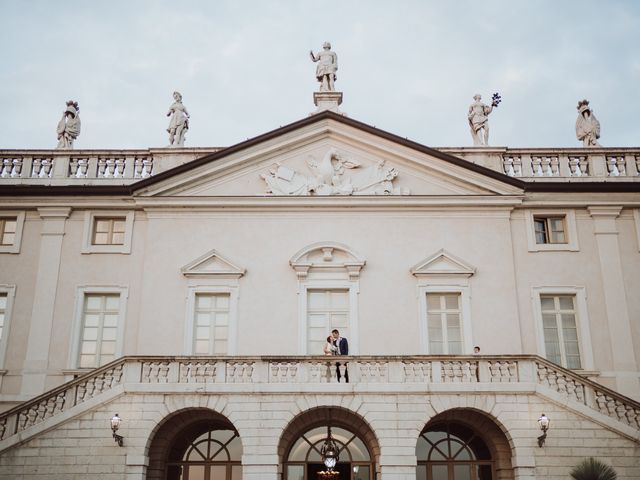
[166,91,190,147]
[310,42,338,92]
[575,99,601,147]
[56,100,81,149]
[468,93,501,146]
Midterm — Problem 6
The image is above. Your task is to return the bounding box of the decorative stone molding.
[181,249,245,279]
[289,242,365,279]
[260,148,407,196]
[411,249,476,278]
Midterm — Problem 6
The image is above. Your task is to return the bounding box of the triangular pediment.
[134,112,524,198]
[181,249,245,278]
[411,249,476,277]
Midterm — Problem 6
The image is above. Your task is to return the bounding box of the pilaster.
[20,207,71,396]
[588,206,639,397]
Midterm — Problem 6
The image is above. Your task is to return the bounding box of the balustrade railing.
[498,150,640,178]
[1,148,639,185]
[0,148,222,184]
[0,355,638,443]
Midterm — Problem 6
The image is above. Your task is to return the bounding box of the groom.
[331,329,349,382]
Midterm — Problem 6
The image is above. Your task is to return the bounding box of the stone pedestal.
[312,91,344,115]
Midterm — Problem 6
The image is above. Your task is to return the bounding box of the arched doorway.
[416,409,514,480]
[146,408,242,480]
[279,407,380,480]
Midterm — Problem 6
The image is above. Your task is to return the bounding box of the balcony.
[0,355,638,451]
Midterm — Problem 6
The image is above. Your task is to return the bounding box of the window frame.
[184,286,239,355]
[0,211,25,254]
[82,211,134,254]
[418,285,472,355]
[0,285,17,369]
[298,280,359,355]
[91,216,127,246]
[69,286,128,369]
[533,216,567,244]
[532,286,594,371]
[525,209,579,252]
[305,287,352,356]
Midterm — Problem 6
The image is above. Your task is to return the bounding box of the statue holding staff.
[310,42,338,92]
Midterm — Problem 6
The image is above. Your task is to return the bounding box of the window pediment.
[411,249,476,278]
[290,242,365,279]
[181,249,245,278]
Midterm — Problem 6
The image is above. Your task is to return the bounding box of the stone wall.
[0,390,638,479]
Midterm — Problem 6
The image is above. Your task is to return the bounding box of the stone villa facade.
[0,111,639,479]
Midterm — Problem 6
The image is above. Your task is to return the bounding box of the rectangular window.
[92,217,126,245]
[534,216,566,244]
[79,294,121,368]
[307,289,349,355]
[0,293,6,342]
[540,295,581,369]
[193,293,230,355]
[0,217,17,246]
[426,293,463,354]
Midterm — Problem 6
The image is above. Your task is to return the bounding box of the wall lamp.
[537,413,550,447]
[111,413,124,447]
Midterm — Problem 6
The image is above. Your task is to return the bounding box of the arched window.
[417,422,494,480]
[166,428,242,480]
[285,426,373,480]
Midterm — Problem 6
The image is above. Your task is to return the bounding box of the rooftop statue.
[56,100,81,149]
[575,99,601,147]
[310,42,338,92]
[167,91,190,147]
[468,93,501,146]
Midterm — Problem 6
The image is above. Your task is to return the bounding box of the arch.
[416,408,514,480]
[289,241,366,279]
[278,406,380,480]
[146,408,242,480]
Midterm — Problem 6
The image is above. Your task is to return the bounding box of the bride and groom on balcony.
[324,329,349,383]
[323,329,348,356]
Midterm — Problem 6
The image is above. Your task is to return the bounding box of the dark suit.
[336,337,348,355]
[335,337,349,382]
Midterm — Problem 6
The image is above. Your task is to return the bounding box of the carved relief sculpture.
[167,91,190,147]
[310,42,338,92]
[56,100,81,149]
[260,148,406,196]
[575,99,601,147]
[468,93,501,146]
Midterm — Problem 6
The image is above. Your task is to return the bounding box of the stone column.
[20,207,71,396]
[588,206,639,397]
[379,464,416,480]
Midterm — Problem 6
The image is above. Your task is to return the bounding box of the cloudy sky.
[1,0,639,150]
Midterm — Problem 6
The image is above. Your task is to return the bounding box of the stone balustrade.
[1,148,639,186]
[499,150,640,178]
[0,148,222,185]
[0,355,638,443]
[438,147,640,179]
